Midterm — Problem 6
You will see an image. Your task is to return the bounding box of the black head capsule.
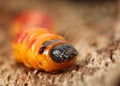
[50,44,78,63]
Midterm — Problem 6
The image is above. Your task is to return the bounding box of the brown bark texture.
[0,0,120,86]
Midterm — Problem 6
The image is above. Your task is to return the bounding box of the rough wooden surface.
[0,0,120,86]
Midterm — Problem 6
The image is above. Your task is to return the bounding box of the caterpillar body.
[12,11,78,73]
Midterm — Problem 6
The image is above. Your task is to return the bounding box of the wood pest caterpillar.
[11,11,78,73]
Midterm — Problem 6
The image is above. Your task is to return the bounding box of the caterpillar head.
[50,44,78,63]
[39,39,78,73]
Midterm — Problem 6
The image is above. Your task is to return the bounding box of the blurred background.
[0,0,118,42]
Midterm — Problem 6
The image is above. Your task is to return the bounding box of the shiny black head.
[50,44,78,63]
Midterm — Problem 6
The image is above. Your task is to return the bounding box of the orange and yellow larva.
[11,11,78,73]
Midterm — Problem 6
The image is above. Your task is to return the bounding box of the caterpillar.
[11,11,78,73]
